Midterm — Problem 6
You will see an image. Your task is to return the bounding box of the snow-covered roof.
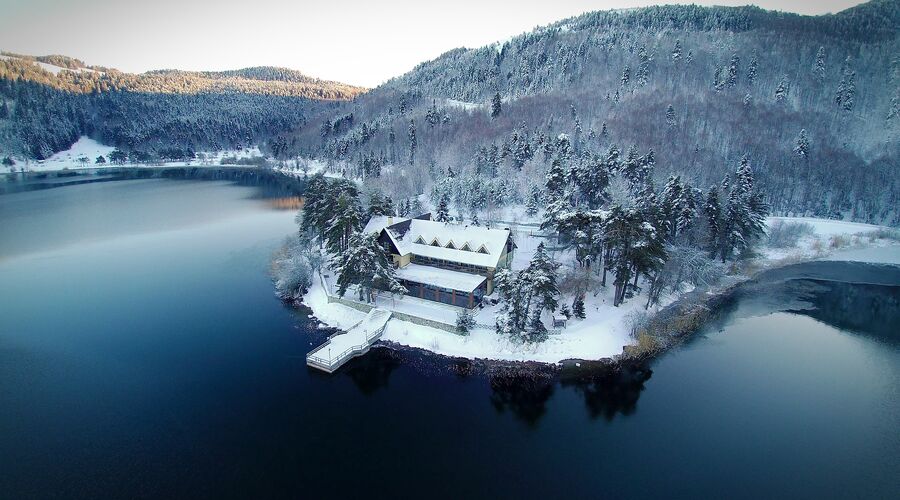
[388,219,511,268]
[395,263,487,293]
[363,215,410,235]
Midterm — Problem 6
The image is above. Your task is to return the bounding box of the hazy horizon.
[0,0,871,87]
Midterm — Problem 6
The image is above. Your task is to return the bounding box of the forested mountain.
[0,53,366,159]
[291,0,900,224]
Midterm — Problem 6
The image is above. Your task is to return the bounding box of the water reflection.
[489,368,556,426]
[2,166,307,198]
[787,279,900,342]
[561,364,652,421]
[342,348,402,395]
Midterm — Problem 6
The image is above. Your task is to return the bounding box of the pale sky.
[0,0,868,87]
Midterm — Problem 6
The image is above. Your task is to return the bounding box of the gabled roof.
[384,218,511,268]
[363,215,410,235]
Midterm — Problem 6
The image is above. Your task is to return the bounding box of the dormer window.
[430,238,441,247]
[445,241,457,250]
[477,244,489,254]
[460,242,472,252]
[414,236,426,244]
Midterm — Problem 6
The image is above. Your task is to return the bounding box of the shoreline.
[293,234,900,372]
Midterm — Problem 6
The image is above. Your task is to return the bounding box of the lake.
[1,176,897,498]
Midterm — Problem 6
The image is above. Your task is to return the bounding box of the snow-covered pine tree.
[491,92,502,118]
[324,192,363,255]
[572,294,586,319]
[661,175,684,239]
[704,185,722,256]
[367,191,394,216]
[794,129,810,162]
[672,40,682,64]
[398,198,410,217]
[636,46,651,86]
[747,51,758,84]
[525,185,541,216]
[410,197,423,217]
[331,231,406,303]
[544,158,568,201]
[524,242,560,335]
[436,194,451,223]
[407,119,417,166]
[775,76,790,103]
[388,126,396,164]
[813,46,826,82]
[456,308,476,335]
[717,158,767,261]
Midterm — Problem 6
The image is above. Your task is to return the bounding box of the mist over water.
[0,178,897,498]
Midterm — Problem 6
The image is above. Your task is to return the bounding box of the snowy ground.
[7,136,265,173]
[302,215,899,364]
[273,158,345,179]
[759,216,898,265]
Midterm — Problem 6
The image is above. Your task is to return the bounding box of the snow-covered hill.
[13,136,266,172]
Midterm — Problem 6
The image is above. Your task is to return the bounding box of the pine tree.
[436,194,450,223]
[572,294,586,319]
[544,158,568,201]
[331,231,407,303]
[410,197,423,217]
[813,46,826,82]
[704,185,722,256]
[747,52,758,84]
[775,76,790,103]
[636,46,651,86]
[324,192,363,254]
[718,158,767,261]
[407,119,417,166]
[367,191,394,216]
[672,40,683,64]
[524,242,560,335]
[398,198,411,217]
[665,104,676,128]
[726,53,740,88]
[456,309,476,335]
[388,126,396,164]
[426,100,439,128]
[834,57,856,112]
[794,129,810,162]
[713,67,725,92]
[491,92,502,118]
[525,185,541,216]
[298,173,331,240]
[661,175,684,239]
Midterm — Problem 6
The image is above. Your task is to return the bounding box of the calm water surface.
[1,178,897,498]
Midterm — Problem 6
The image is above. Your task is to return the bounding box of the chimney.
[388,216,394,225]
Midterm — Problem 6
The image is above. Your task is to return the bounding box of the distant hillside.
[291,0,900,224]
[0,53,366,159]
[0,53,366,98]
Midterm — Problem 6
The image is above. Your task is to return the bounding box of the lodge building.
[363,213,515,308]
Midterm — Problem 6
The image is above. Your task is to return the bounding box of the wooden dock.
[306,309,392,373]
